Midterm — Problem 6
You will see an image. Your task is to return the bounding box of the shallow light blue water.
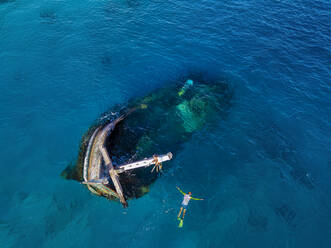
[0,0,330,247]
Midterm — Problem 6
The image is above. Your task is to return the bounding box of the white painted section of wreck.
[116,152,173,173]
[83,127,100,182]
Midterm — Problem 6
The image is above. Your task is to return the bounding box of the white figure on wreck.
[62,77,233,207]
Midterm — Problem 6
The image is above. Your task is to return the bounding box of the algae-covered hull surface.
[62,78,233,202]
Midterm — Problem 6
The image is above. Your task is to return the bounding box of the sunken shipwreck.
[62,77,233,207]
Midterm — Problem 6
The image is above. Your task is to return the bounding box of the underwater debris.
[290,168,314,190]
[275,204,296,226]
[250,119,315,190]
[62,78,233,207]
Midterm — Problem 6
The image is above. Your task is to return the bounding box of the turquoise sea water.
[0,0,330,247]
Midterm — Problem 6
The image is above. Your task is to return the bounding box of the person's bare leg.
[182,209,187,219]
[177,207,183,218]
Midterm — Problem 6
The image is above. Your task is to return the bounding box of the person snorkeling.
[176,186,204,221]
[178,79,194,96]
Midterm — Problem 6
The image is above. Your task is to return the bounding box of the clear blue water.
[0,0,330,247]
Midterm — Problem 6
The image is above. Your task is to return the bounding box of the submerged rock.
[62,78,233,206]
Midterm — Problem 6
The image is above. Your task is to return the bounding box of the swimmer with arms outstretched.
[176,186,204,221]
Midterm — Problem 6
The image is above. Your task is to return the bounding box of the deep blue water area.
[0,0,330,247]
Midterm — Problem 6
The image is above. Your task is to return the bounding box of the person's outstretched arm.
[176,186,186,195]
[191,197,204,200]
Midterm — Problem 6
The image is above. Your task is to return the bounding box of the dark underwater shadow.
[247,208,268,230]
[40,9,57,24]
[126,0,140,8]
[274,203,297,227]
[0,0,15,4]
[100,53,112,69]
[249,117,314,190]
